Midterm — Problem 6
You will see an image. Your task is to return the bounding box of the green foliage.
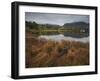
[26,21,38,29]
[25,21,89,35]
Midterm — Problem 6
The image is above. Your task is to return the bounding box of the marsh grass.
[25,32,89,68]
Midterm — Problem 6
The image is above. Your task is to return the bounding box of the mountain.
[63,22,89,29]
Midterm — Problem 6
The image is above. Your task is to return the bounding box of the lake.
[32,30,89,43]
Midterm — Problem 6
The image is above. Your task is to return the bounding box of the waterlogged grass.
[25,32,89,68]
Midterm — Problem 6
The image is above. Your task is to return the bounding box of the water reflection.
[32,30,89,38]
[32,30,89,43]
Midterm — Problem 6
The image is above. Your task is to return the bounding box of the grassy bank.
[25,32,89,68]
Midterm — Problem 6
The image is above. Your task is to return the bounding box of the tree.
[25,21,38,30]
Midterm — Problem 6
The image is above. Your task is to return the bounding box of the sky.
[25,12,89,26]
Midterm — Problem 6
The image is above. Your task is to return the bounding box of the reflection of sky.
[39,34,89,43]
[25,12,89,26]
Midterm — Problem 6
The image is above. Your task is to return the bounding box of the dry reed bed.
[25,35,89,68]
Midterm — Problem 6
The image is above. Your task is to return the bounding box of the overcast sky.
[25,12,89,26]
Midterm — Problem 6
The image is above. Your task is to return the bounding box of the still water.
[32,31,89,43]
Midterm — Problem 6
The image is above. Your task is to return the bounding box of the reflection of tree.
[58,27,65,34]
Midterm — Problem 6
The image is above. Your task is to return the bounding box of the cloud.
[25,12,89,26]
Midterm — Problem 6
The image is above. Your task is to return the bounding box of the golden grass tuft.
[25,32,89,68]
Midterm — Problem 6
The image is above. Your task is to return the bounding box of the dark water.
[32,30,89,38]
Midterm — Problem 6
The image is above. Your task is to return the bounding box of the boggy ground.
[25,32,89,68]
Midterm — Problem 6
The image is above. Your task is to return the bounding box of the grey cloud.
[25,12,89,26]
